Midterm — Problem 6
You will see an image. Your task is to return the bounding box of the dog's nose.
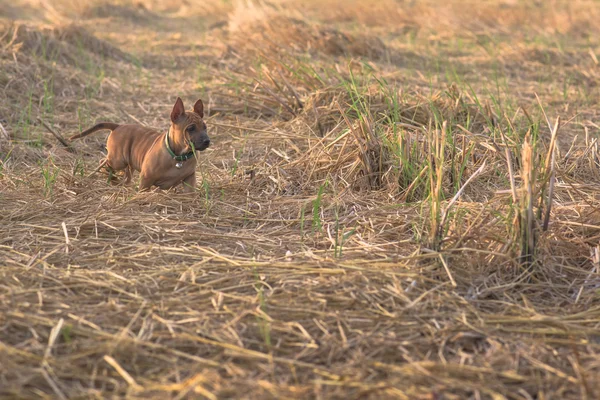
[203,138,210,147]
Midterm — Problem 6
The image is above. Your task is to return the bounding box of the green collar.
[164,129,195,162]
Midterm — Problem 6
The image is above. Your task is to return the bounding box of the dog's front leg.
[139,174,154,192]
[182,172,196,193]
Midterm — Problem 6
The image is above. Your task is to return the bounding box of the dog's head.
[170,97,210,151]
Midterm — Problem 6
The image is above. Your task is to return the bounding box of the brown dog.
[70,98,209,192]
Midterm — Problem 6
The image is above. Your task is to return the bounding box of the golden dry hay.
[1,1,600,399]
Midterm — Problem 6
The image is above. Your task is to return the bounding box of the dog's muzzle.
[194,132,210,151]
[196,138,210,151]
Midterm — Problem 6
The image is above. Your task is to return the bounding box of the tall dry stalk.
[518,133,536,266]
[511,116,559,266]
[427,121,447,251]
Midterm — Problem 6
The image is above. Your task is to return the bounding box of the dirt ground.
[1,1,600,399]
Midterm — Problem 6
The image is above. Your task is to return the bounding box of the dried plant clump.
[1,23,131,64]
[81,2,159,22]
[228,14,386,60]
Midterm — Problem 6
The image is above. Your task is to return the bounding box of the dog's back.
[105,125,162,172]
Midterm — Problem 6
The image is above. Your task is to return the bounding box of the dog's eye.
[186,125,196,132]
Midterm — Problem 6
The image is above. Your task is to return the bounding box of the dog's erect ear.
[193,99,204,118]
[171,97,185,122]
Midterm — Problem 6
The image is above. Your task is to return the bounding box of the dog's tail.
[70,122,119,140]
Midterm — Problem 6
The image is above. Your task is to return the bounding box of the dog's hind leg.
[103,161,123,185]
[85,158,121,185]
[86,158,108,179]
[106,166,120,185]
[105,151,129,185]
[123,166,133,185]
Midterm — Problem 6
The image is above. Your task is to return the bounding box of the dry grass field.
[2,0,600,398]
